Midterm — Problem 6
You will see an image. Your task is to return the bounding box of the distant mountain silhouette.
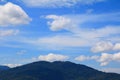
[0,61,120,80]
[0,66,10,71]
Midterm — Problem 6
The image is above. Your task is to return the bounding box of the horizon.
[0,0,120,74]
[1,60,120,74]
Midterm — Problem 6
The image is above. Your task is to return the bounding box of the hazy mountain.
[0,61,120,80]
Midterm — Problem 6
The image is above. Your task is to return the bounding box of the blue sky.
[0,0,120,73]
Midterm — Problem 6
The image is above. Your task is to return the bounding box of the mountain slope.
[0,61,120,80]
[0,66,10,71]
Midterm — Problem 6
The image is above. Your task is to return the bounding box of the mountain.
[0,61,120,80]
[0,66,10,71]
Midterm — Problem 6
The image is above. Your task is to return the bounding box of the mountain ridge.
[0,61,120,80]
[0,65,10,72]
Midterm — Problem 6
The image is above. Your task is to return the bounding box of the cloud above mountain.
[38,53,69,62]
[75,52,120,66]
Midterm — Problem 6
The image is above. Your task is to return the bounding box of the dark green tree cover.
[0,61,120,80]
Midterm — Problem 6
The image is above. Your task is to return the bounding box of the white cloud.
[113,43,120,50]
[35,35,91,48]
[46,15,72,31]
[22,0,105,7]
[75,52,120,66]
[97,52,120,66]
[4,13,120,50]
[0,2,31,26]
[38,53,69,62]
[91,41,113,53]
[75,55,90,61]
[46,13,120,33]
[91,41,120,53]
[27,12,120,49]
[99,53,112,66]
[0,29,19,37]
[3,64,22,68]
[16,26,120,50]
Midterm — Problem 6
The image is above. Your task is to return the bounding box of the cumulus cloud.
[75,52,120,66]
[91,41,113,53]
[0,29,19,37]
[99,52,120,66]
[98,53,112,66]
[3,64,22,68]
[46,15,72,31]
[38,53,69,62]
[113,43,120,50]
[0,2,31,26]
[91,41,120,53]
[22,0,105,7]
[46,13,120,33]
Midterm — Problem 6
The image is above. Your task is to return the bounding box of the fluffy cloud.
[7,13,120,50]
[46,13,120,33]
[0,2,31,26]
[75,52,120,66]
[38,53,69,62]
[0,29,19,37]
[113,43,120,50]
[91,41,120,53]
[99,52,120,66]
[91,41,113,53]
[3,64,22,68]
[33,13,120,49]
[22,0,105,7]
[46,15,71,31]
